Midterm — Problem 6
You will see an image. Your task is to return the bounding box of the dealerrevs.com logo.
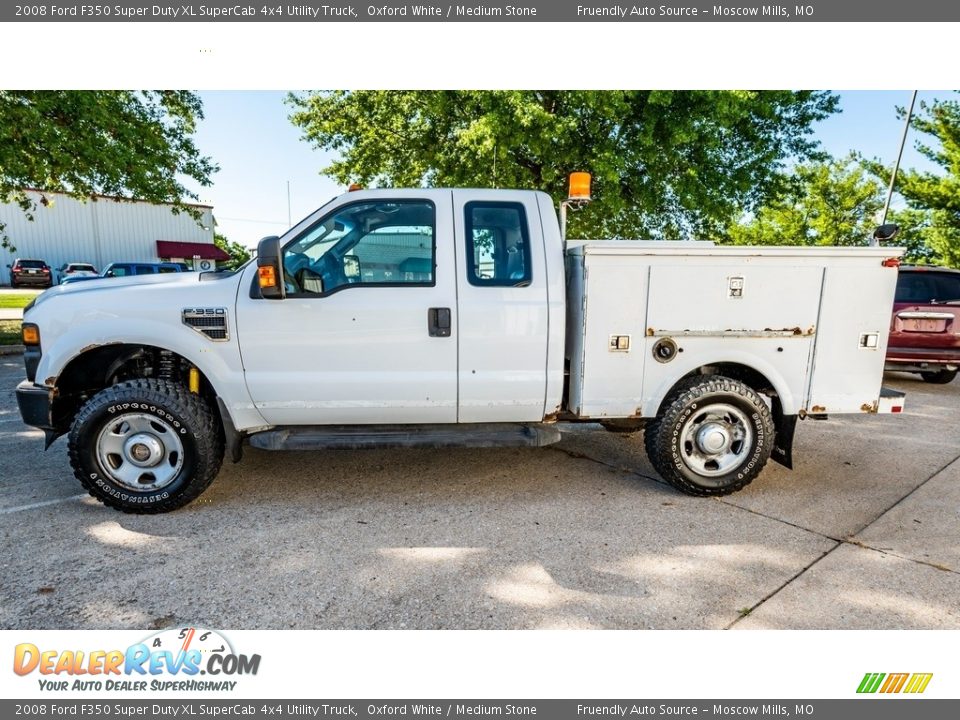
[13,627,261,692]
[857,672,933,694]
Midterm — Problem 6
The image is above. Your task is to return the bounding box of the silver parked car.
[55,262,98,285]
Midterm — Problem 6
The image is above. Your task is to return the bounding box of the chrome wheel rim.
[95,412,184,491]
[678,403,753,477]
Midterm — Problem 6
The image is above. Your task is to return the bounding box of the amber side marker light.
[22,323,40,346]
[258,266,277,288]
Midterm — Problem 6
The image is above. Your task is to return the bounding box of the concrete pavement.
[0,356,957,630]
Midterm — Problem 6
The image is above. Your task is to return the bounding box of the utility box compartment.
[565,243,901,419]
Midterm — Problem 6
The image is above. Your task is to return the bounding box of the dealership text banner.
[7,1,960,22]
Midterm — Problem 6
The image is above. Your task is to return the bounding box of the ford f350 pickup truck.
[16,180,905,513]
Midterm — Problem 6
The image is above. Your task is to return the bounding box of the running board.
[247,423,562,451]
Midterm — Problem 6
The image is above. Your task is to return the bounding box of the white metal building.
[1,189,224,285]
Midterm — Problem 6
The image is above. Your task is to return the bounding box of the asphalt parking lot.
[1,355,958,630]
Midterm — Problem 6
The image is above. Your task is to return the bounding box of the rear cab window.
[464,202,532,287]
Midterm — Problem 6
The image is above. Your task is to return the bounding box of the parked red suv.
[7,259,53,288]
[886,265,960,384]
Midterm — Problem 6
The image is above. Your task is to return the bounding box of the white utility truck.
[16,179,905,513]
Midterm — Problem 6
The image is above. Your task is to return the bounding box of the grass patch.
[0,319,22,345]
[0,292,38,309]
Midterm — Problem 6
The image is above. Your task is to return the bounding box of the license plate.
[902,318,947,333]
[27,269,37,274]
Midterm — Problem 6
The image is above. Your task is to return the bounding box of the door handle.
[428,307,451,337]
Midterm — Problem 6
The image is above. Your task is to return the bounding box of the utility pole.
[882,90,918,226]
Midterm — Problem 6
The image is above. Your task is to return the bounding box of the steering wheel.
[316,253,347,291]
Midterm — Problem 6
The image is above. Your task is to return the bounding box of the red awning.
[156,241,230,261]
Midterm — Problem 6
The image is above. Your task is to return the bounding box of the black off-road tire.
[920,369,957,385]
[68,379,224,513]
[644,375,774,497]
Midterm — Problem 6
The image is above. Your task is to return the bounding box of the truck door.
[235,191,458,425]
[452,191,550,422]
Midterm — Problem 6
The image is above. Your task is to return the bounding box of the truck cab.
[238,189,565,426]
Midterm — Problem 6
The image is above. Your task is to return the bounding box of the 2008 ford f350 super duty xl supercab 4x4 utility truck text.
[15,178,906,513]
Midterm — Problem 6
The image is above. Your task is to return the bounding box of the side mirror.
[873,224,900,243]
[104,270,115,277]
[343,254,361,280]
[257,235,285,300]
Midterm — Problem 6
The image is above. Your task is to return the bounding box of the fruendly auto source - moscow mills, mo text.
[577,5,803,18]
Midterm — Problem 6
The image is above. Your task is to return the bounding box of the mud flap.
[216,397,244,463]
[770,397,797,470]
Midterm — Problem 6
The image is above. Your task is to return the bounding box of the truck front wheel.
[644,376,774,496]
[68,379,224,513]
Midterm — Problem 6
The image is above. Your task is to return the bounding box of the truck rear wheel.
[644,375,774,496]
[68,379,224,513]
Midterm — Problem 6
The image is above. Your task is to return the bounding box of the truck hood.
[26,272,206,314]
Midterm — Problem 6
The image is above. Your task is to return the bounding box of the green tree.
[727,156,884,247]
[0,91,217,248]
[214,232,251,270]
[287,90,837,239]
[883,208,942,265]
[892,96,960,267]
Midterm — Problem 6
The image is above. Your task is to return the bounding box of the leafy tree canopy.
[727,156,884,248]
[214,232,251,270]
[0,90,217,247]
[889,96,960,267]
[287,90,837,239]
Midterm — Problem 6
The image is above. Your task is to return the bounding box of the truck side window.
[283,200,436,296]
[465,202,531,287]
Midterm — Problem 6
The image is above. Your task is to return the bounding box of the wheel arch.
[49,343,223,434]
[645,357,799,419]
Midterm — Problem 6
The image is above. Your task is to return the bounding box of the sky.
[189,91,954,249]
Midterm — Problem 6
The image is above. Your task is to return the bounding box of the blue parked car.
[59,262,189,285]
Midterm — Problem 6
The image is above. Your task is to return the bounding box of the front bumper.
[16,381,54,431]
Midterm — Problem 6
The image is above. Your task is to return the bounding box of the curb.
[0,345,25,355]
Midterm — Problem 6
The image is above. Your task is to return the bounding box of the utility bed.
[565,243,904,420]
